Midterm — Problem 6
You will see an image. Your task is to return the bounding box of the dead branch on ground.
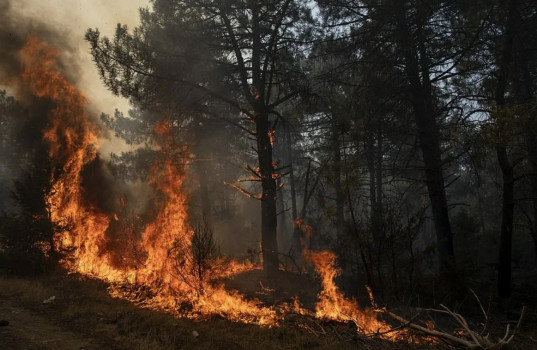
[367,285,525,348]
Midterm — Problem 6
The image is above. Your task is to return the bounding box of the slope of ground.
[1,271,536,349]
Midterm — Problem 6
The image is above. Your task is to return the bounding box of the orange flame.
[295,221,407,340]
[305,251,398,338]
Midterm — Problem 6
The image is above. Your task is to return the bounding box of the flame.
[268,130,275,147]
[20,35,118,278]
[305,251,398,338]
[295,220,407,340]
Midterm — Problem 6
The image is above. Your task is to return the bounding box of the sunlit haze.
[9,0,150,154]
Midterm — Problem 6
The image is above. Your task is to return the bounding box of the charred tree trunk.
[366,130,383,232]
[496,146,514,298]
[345,134,373,287]
[251,4,279,275]
[366,132,377,229]
[375,126,383,230]
[273,124,289,251]
[513,12,537,268]
[365,132,380,290]
[374,126,385,295]
[276,176,291,252]
[527,131,537,264]
[523,118,537,263]
[255,109,279,275]
[395,3,455,272]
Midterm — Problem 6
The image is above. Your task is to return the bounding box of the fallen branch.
[367,286,523,348]
[376,304,524,349]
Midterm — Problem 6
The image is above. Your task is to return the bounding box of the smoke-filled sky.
[2,0,150,154]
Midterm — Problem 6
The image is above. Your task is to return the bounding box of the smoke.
[0,0,142,221]
[0,0,82,99]
[0,0,148,158]
[0,1,72,212]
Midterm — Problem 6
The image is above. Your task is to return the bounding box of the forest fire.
[1,0,534,347]
[15,34,414,340]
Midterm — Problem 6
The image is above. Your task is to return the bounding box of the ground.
[0,271,536,349]
[1,298,101,349]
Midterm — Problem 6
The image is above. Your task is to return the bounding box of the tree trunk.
[496,146,514,298]
[256,110,279,275]
[331,115,345,243]
[527,130,537,264]
[374,126,385,295]
[366,133,377,228]
[285,126,301,257]
[195,161,212,221]
[345,136,373,287]
[395,3,455,272]
[375,126,383,229]
[494,0,517,298]
[512,10,537,267]
[250,4,278,275]
[366,132,382,291]
[276,176,288,249]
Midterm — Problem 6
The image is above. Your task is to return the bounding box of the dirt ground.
[0,297,102,350]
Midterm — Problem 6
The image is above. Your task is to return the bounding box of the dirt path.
[0,297,100,350]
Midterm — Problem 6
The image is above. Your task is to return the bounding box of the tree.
[484,0,537,298]
[0,92,58,274]
[316,0,492,274]
[86,0,313,274]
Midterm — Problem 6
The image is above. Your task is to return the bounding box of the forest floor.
[0,271,536,350]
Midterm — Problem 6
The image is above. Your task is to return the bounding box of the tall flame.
[20,35,117,278]
[305,251,403,340]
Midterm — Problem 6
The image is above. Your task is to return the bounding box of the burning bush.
[190,215,218,292]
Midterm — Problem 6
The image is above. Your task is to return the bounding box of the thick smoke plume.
[0,0,81,98]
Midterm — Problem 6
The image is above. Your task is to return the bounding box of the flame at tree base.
[305,250,407,341]
[15,34,416,340]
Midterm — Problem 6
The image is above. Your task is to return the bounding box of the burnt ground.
[0,271,537,349]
